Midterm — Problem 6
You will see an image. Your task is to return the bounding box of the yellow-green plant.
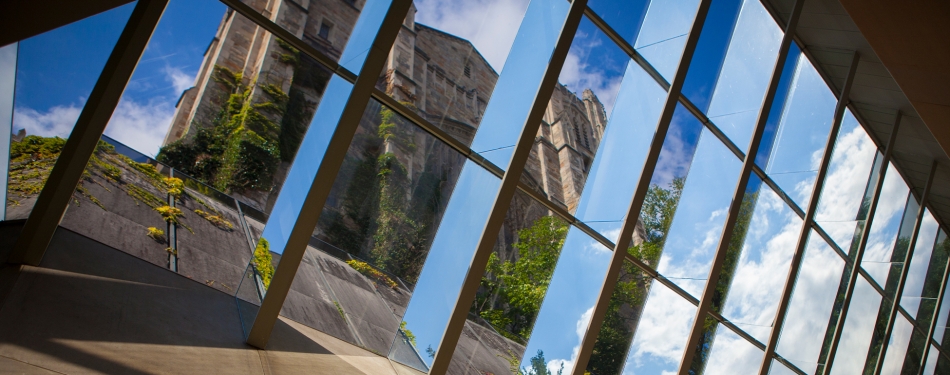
[155,205,183,223]
[195,209,234,230]
[253,238,275,288]
[346,259,398,289]
[163,177,183,198]
[146,227,166,242]
[399,321,416,346]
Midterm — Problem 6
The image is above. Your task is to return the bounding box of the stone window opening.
[464,64,471,78]
[319,20,333,41]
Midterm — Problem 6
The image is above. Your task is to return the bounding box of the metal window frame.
[570,0,714,373]
[756,51,861,375]
[818,112,903,374]
[0,42,15,222]
[676,0,805,372]
[919,246,950,373]
[242,0,413,349]
[8,0,170,266]
[427,0,589,372]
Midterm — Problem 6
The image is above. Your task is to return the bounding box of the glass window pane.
[518,227,612,374]
[0,42,15,220]
[681,0,743,112]
[633,0,701,81]
[620,277,698,374]
[447,191,568,373]
[879,314,914,375]
[704,0,783,149]
[813,109,878,251]
[901,210,940,316]
[762,54,838,207]
[7,4,133,220]
[655,129,743,297]
[582,260,653,374]
[586,0,650,45]
[829,275,882,375]
[701,324,766,374]
[922,344,939,375]
[769,359,799,375]
[934,231,950,345]
[776,230,845,374]
[718,183,803,344]
[377,0,530,150]
[861,163,912,289]
[468,0,573,169]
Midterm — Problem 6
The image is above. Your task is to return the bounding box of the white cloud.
[104,98,175,157]
[624,283,696,373]
[558,48,623,117]
[413,0,530,71]
[13,105,83,138]
[164,65,195,94]
[545,306,593,375]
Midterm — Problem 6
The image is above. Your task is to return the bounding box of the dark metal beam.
[757,51,861,375]
[243,0,412,349]
[427,0,588,372]
[819,112,903,375]
[8,0,168,266]
[0,0,136,48]
[676,0,805,372]
[570,0,713,373]
[917,227,950,373]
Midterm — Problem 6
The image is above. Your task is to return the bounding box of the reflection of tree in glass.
[587,178,683,375]
[522,350,563,375]
[253,238,275,288]
[473,216,569,343]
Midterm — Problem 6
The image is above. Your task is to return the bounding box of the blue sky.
[11,0,226,156]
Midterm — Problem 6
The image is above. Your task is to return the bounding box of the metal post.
[569,0,713,373]
[8,0,169,266]
[0,42,16,222]
[676,0,805,372]
[427,1,588,373]
[819,112,903,375]
[756,51,861,375]
[872,161,937,374]
[243,0,412,349]
[917,206,950,374]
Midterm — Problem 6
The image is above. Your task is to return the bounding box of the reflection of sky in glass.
[392,161,500,368]
[861,163,910,286]
[520,227,612,374]
[776,231,844,374]
[720,186,802,343]
[634,0,700,81]
[559,16,630,119]
[338,0,392,73]
[923,344,939,375]
[880,315,914,374]
[656,129,742,297]
[830,276,881,375]
[681,0,742,112]
[260,77,354,254]
[705,0,782,150]
[814,110,877,251]
[574,61,666,241]
[900,210,939,316]
[934,271,950,343]
[586,0,649,43]
[703,325,763,374]
[764,54,837,207]
[470,0,570,168]
[769,359,798,375]
[1,43,15,220]
[621,282,696,374]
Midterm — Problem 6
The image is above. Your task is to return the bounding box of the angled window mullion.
[569,0,714,373]
[9,0,169,265]
[241,0,412,349]
[426,0,589,372]
[818,112,904,374]
[919,240,950,373]
[872,161,938,374]
[676,0,806,372]
[0,42,15,221]
[756,51,861,375]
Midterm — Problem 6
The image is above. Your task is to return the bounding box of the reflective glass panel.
[390,159,500,371]
[813,110,878,250]
[861,163,912,288]
[829,275,882,375]
[377,0,530,149]
[680,0,742,112]
[7,4,133,220]
[704,0,783,149]
[583,260,655,374]
[922,344,939,375]
[447,192,568,373]
[769,359,799,375]
[901,211,940,316]
[879,314,914,374]
[617,280,697,374]
[586,0,650,45]
[935,231,950,345]
[762,54,837,207]
[655,129,743,297]
[718,183,803,343]
[518,227,612,374]
[469,0,572,168]
[633,0,701,80]
[776,230,845,374]
[701,324,765,374]
[0,42,15,220]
